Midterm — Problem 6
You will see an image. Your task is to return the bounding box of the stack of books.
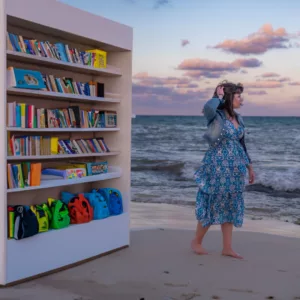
[7,162,41,189]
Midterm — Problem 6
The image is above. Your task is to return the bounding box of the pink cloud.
[277,77,291,82]
[132,83,213,106]
[247,90,268,95]
[133,72,191,86]
[246,80,283,88]
[181,39,190,47]
[256,74,290,83]
[133,72,149,79]
[176,83,198,88]
[177,58,262,79]
[289,82,300,86]
[182,70,226,79]
[211,24,299,55]
[260,72,280,78]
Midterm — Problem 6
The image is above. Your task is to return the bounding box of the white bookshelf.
[1,0,132,286]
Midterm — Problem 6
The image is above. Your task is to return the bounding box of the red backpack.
[68,194,93,224]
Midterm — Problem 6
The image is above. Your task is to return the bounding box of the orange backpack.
[68,194,93,224]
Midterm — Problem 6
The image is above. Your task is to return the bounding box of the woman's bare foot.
[222,249,243,259]
[191,239,208,255]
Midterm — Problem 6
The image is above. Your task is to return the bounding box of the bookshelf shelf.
[2,0,132,286]
[7,50,122,77]
[6,212,129,283]
[7,127,120,132]
[7,88,121,104]
[7,166,122,193]
[7,151,120,161]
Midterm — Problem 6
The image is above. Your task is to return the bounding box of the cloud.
[277,77,290,82]
[246,80,283,89]
[256,76,290,83]
[126,0,171,9]
[181,39,190,47]
[247,90,268,95]
[177,57,262,79]
[176,83,199,88]
[132,83,212,105]
[256,73,290,84]
[211,24,299,55]
[240,70,248,74]
[289,81,300,86]
[154,0,170,9]
[133,72,191,86]
[132,73,213,108]
[182,70,226,79]
[260,72,280,78]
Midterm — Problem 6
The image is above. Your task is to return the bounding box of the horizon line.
[133,114,300,118]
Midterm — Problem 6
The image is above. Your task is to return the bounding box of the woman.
[192,81,255,259]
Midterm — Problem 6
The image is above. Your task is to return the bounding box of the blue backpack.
[61,191,110,220]
[94,188,123,215]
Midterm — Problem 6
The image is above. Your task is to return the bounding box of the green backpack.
[42,198,70,230]
[30,205,50,233]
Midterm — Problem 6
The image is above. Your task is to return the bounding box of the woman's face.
[233,92,243,109]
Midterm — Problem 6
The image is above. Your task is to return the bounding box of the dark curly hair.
[212,80,244,118]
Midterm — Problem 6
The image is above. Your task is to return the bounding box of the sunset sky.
[60,0,300,116]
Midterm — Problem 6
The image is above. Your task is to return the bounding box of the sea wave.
[131,159,185,176]
[250,167,300,195]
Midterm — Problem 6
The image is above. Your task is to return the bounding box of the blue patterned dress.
[194,119,250,228]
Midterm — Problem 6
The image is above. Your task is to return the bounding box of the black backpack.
[14,205,39,240]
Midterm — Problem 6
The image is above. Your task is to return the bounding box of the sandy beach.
[0,202,300,300]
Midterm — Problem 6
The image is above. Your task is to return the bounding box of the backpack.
[61,191,75,204]
[84,191,110,220]
[42,198,70,230]
[14,205,39,240]
[95,188,123,215]
[61,191,109,220]
[68,194,93,224]
[30,205,49,233]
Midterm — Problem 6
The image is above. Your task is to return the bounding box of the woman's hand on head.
[217,86,224,98]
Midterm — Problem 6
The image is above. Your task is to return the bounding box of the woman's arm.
[203,98,224,123]
[239,135,252,166]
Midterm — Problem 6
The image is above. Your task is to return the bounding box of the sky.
[60,0,300,116]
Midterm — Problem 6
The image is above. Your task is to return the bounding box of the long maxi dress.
[193,118,250,228]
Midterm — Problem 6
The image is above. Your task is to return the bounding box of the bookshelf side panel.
[0,0,7,285]
[93,51,132,216]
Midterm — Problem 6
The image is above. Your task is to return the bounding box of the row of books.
[7,67,105,98]
[8,135,110,157]
[43,74,105,98]
[7,32,107,68]
[7,162,41,189]
[7,160,109,189]
[7,102,117,129]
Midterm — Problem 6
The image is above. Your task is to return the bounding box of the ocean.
[131,115,300,224]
